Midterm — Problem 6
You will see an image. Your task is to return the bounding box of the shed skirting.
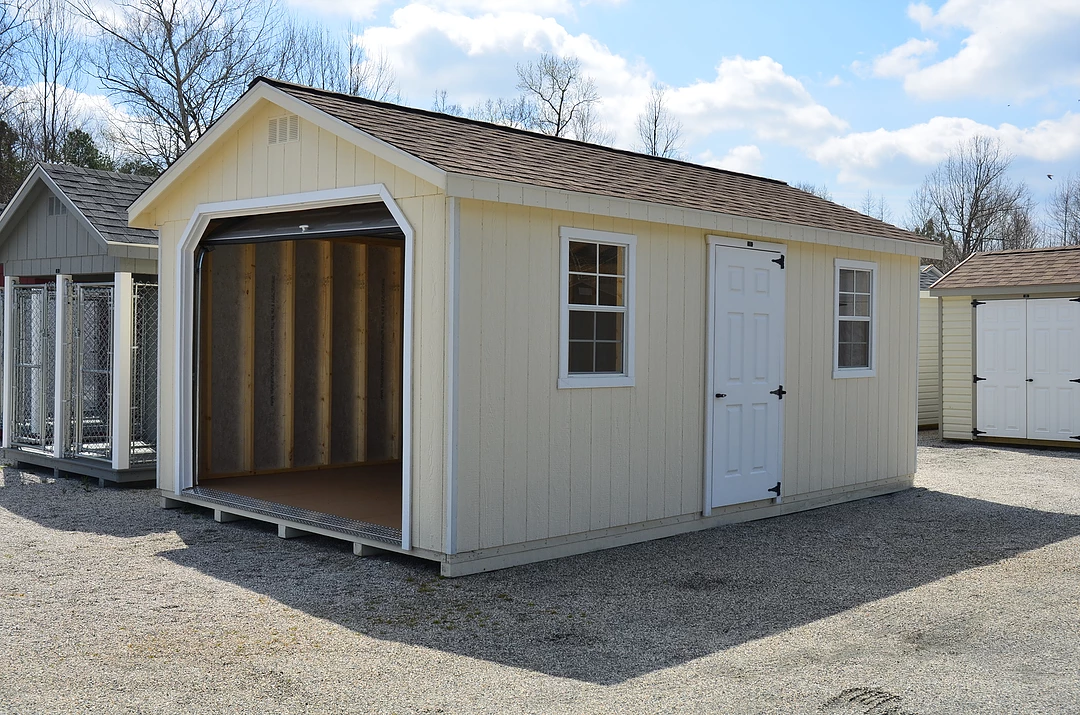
[440,474,914,576]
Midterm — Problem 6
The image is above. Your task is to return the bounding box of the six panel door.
[1027,298,1080,440]
[709,244,785,508]
[975,300,1027,438]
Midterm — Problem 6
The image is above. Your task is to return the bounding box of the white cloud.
[698,145,764,174]
[826,75,844,87]
[812,113,1080,183]
[885,0,1080,100]
[871,38,937,78]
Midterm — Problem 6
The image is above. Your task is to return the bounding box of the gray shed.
[0,163,159,483]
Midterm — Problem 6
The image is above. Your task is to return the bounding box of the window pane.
[595,311,622,341]
[839,320,869,344]
[569,342,593,373]
[595,341,622,372]
[569,241,597,273]
[839,268,854,292]
[569,311,594,340]
[855,294,871,317]
[598,276,624,306]
[855,270,871,293]
[850,342,869,368]
[569,274,597,305]
[598,244,624,275]
[838,292,854,317]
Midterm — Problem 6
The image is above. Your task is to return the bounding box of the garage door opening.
[188,202,405,543]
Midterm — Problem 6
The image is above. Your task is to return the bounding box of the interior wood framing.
[197,236,405,499]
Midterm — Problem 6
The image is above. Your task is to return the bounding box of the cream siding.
[940,296,974,440]
[454,199,919,554]
[143,99,448,553]
[918,292,941,427]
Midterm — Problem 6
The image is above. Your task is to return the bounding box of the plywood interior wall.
[199,237,404,478]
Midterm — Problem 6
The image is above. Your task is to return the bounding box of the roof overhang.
[128,81,448,227]
[930,283,1080,298]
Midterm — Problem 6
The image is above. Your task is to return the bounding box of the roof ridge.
[254,76,793,188]
[41,162,156,185]
[980,243,1080,256]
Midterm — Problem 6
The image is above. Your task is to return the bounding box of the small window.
[559,227,635,388]
[268,114,300,145]
[47,196,68,216]
[834,258,877,378]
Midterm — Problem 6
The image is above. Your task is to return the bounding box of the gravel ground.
[1,434,1078,714]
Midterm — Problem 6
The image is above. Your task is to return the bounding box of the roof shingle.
[261,78,929,246]
[42,164,157,246]
[932,245,1080,291]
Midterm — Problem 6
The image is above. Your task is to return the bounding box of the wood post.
[279,241,296,468]
[316,240,333,465]
[240,244,256,472]
[385,246,403,460]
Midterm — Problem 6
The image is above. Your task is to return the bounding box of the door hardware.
[715,393,726,398]
[771,255,785,269]
[1026,378,1034,382]
[768,482,781,497]
[769,385,787,399]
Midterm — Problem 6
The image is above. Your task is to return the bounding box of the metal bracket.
[769,385,787,399]
[973,375,986,383]
[972,428,986,438]
[768,482,781,497]
[772,255,785,269]
[1071,297,1080,303]
[972,299,985,307]
[1071,378,1080,384]
[1071,435,1080,441]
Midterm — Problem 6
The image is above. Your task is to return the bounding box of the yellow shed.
[130,78,942,576]
[930,246,1080,446]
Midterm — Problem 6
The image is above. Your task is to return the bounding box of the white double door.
[976,298,1080,441]
[708,242,785,508]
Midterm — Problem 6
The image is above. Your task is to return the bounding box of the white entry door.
[976,298,1080,441]
[1027,298,1080,440]
[976,300,1027,438]
[708,242,785,509]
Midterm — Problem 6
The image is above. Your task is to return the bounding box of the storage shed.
[130,77,942,575]
[918,265,943,428]
[930,245,1080,445]
[0,163,159,483]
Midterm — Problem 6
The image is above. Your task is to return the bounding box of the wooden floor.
[201,463,402,529]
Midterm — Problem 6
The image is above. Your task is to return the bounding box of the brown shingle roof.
[260,78,929,246]
[42,164,157,245]
[932,245,1080,290]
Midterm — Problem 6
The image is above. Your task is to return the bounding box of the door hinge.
[772,255,785,269]
[972,299,985,307]
[768,482,781,497]
[973,375,986,383]
[972,428,986,438]
[769,385,787,399]
[1070,297,1080,303]
[1071,435,1080,441]
[1070,378,1080,384]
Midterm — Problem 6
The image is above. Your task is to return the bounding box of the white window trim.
[833,258,878,379]
[558,226,636,389]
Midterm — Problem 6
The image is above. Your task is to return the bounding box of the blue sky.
[98,0,1080,224]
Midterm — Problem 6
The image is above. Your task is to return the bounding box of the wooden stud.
[385,245,404,459]
[279,241,296,468]
[316,240,333,465]
[241,243,256,473]
[354,243,368,462]
[199,252,213,478]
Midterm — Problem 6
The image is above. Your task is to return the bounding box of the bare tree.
[997,195,1042,251]
[0,0,28,108]
[516,53,600,138]
[793,181,833,201]
[858,190,892,223]
[74,0,285,168]
[468,96,535,130]
[1047,174,1080,246]
[571,102,614,145]
[431,89,462,116]
[21,0,85,162]
[635,83,683,158]
[273,18,399,102]
[908,135,1029,266]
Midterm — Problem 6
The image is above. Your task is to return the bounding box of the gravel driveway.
[1,435,1078,714]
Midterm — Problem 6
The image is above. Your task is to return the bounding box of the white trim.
[1,276,13,449]
[557,226,636,389]
[129,82,447,224]
[703,238,787,516]
[444,197,460,555]
[833,258,879,379]
[112,273,133,470]
[172,183,415,550]
[0,166,117,254]
[53,275,68,459]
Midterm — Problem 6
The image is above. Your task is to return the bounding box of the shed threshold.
[182,486,402,545]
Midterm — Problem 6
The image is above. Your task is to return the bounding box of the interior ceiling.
[202,202,404,245]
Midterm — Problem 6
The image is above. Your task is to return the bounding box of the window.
[559,227,635,388]
[834,258,877,378]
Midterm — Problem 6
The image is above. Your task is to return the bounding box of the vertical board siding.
[0,190,123,277]
[146,99,446,552]
[940,296,974,440]
[918,292,942,427]
[456,200,921,553]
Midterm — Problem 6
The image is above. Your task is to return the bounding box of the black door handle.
[715,393,726,398]
[1026,378,1034,382]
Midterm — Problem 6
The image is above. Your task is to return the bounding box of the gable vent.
[47,196,68,216]
[268,114,300,145]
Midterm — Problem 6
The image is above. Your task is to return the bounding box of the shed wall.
[940,296,974,440]
[454,199,919,554]
[148,99,448,553]
[918,291,941,427]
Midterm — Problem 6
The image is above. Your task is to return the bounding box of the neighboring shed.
[930,246,1080,445]
[129,77,942,575]
[918,265,943,428]
[0,163,159,483]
